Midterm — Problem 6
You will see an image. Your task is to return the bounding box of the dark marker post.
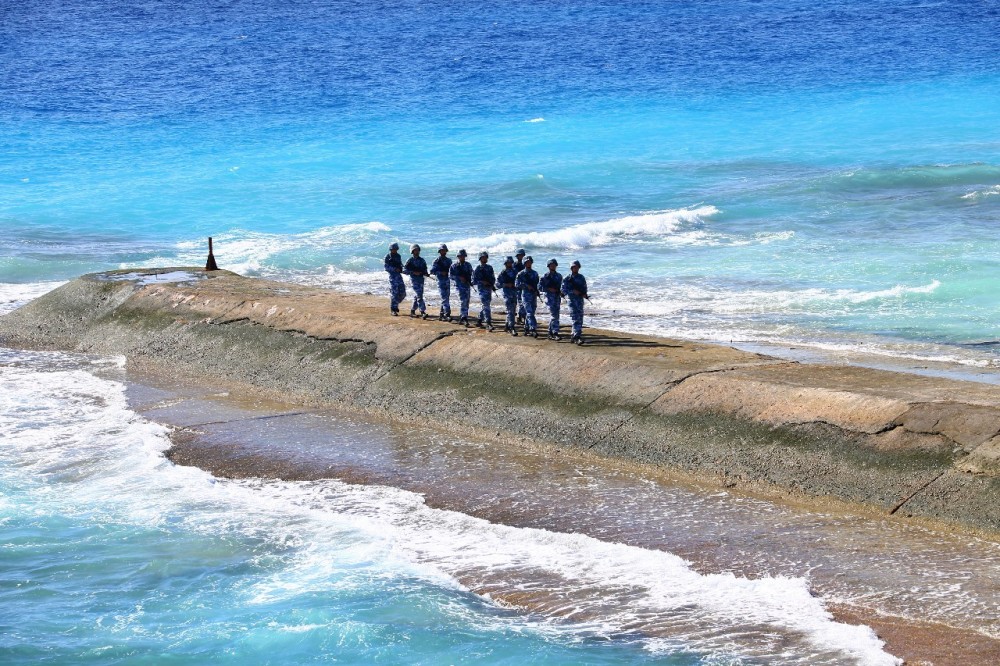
[205,237,219,271]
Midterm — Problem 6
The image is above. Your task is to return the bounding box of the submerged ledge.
[3,267,999,533]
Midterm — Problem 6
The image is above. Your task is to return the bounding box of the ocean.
[2,0,1000,663]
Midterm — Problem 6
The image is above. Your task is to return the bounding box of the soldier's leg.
[571,298,583,338]
[547,295,560,336]
[524,295,537,333]
[459,286,470,320]
[389,275,404,313]
[505,295,516,331]
[479,288,492,325]
[517,290,526,322]
[438,280,450,319]
[415,279,426,314]
[396,281,406,312]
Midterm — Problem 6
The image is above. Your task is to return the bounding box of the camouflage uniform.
[539,268,563,337]
[514,265,540,334]
[512,250,526,321]
[403,254,428,315]
[472,259,496,326]
[561,271,588,338]
[450,258,474,320]
[430,253,453,319]
[383,250,405,314]
[497,262,519,332]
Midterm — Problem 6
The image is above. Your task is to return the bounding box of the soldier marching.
[382,242,590,343]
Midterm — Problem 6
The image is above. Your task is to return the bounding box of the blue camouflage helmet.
[479,251,489,259]
[410,243,420,253]
[547,258,558,267]
[438,243,448,251]
[457,249,468,257]
[389,242,399,250]
[504,256,514,264]
[571,260,581,268]
[515,248,526,257]
[524,255,533,263]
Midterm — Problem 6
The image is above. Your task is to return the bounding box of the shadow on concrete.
[577,334,683,349]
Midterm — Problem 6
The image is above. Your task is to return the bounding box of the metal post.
[205,237,219,271]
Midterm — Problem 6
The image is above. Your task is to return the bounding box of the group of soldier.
[383,242,590,344]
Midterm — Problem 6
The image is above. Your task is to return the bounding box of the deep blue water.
[2,1,1000,662]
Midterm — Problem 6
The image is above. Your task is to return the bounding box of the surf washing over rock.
[0,344,901,666]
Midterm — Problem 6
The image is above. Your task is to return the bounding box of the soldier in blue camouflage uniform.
[403,244,430,318]
[472,251,496,331]
[449,249,474,326]
[383,242,405,316]
[539,258,563,340]
[429,243,452,321]
[561,259,589,344]
[496,256,520,336]
[512,248,527,324]
[514,255,540,337]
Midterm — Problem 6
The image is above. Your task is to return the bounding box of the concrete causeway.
[3,267,999,533]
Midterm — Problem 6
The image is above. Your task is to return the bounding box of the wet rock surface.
[3,267,999,532]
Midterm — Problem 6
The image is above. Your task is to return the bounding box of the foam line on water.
[962,185,1000,200]
[447,206,721,253]
[597,280,942,317]
[262,480,899,665]
[0,350,900,665]
[168,222,394,275]
[0,281,67,316]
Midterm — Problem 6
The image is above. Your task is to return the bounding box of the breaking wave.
[166,222,393,274]
[0,350,900,665]
[447,206,721,253]
[0,281,67,316]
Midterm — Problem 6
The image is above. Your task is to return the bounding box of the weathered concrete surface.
[3,268,999,532]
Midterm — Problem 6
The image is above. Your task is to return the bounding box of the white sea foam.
[0,350,900,665]
[597,280,942,317]
[525,117,546,123]
[448,206,720,253]
[167,222,393,274]
[961,185,1000,200]
[0,281,67,316]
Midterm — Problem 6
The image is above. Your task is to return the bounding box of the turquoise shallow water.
[2,1,1000,662]
[2,1,1000,364]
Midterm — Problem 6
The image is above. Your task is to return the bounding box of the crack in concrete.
[369,330,458,384]
[208,300,248,325]
[176,410,319,429]
[889,470,949,515]
[586,382,679,450]
[209,313,379,349]
[586,362,788,450]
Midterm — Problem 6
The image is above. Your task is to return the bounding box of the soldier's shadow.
[575,334,683,348]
